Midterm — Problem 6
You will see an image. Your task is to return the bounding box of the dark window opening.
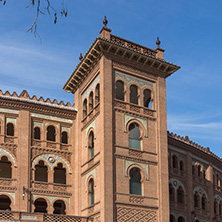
[53,200,66,215]
[170,215,175,222]
[95,84,100,104]
[130,85,138,105]
[0,195,11,210]
[88,178,94,206]
[179,161,184,171]
[178,217,185,222]
[34,127,41,140]
[0,156,11,179]
[89,92,94,112]
[35,160,48,182]
[172,155,178,169]
[177,186,184,204]
[6,123,14,136]
[34,198,47,213]
[88,131,94,158]
[116,80,124,101]
[61,131,68,144]
[194,192,199,208]
[129,167,142,195]
[202,195,207,210]
[169,184,175,202]
[83,99,87,118]
[47,125,55,142]
[143,89,152,108]
[54,163,66,184]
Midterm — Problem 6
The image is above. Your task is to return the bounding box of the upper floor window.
[172,155,178,169]
[88,178,94,206]
[0,156,12,179]
[129,123,141,150]
[88,131,94,158]
[35,160,48,182]
[130,85,138,105]
[179,160,184,171]
[34,127,41,140]
[143,89,151,108]
[202,194,207,210]
[194,191,199,208]
[54,163,66,184]
[178,217,185,222]
[95,84,100,104]
[89,92,94,111]
[192,165,195,175]
[83,99,87,118]
[116,80,124,101]
[219,201,222,216]
[6,123,14,136]
[198,165,201,177]
[169,184,175,202]
[47,125,55,142]
[53,200,66,215]
[61,131,68,144]
[177,186,184,204]
[34,198,47,213]
[214,199,218,214]
[170,215,175,222]
[129,167,142,195]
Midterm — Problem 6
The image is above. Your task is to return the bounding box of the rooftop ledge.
[63,30,180,94]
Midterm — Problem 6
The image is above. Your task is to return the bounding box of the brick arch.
[52,198,69,214]
[0,192,15,206]
[32,154,71,173]
[32,196,50,212]
[126,164,147,182]
[169,179,186,193]
[0,148,16,167]
[193,187,208,199]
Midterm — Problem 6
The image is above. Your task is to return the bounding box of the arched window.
[83,99,87,118]
[216,174,219,186]
[130,85,138,105]
[0,156,11,179]
[6,123,14,136]
[35,160,48,182]
[179,160,184,171]
[192,165,195,175]
[202,194,207,210]
[143,89,152,108]
[47,125,55,142]
[34,198,47,213]
[95,84,100,104]
[198,165,201,177]
[170,215,176,222]
[219,201,222,216]
[0,195,11,210]
[214,199,218,214]
[89,91,94,111]
[53,200,66,215]
[129,167,142,196]
[169,184,175,202]
[54,163,66,184]
[61,131,68,144]
[203,169,206,179]
[129,123,141,150]
[116,80,124,101]
[172,155,178,169]
[177,186,184,204]
[178,217,185,222]
[88,131,94,158]
[88,178,94,206]
[34,127,41,140]
[194,192,199,208]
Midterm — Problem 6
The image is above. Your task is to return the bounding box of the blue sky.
[0,0,221,157]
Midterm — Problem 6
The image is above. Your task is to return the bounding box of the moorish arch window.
[83,99,87,118]
[143,89,152,108]
[88,131,94,158]
[0,156,12,179]
[53,200,66,215]
[177,186,185,204]
[129,122,141,150]
[192,165,195,175]
[170,215,176,222]
[89,91,94,112]
[34,198,47,213]
[169,184,175,202]
[129,167,142,196]
[194,191,200,208]
[47,125,56,142]
[88,178,94,206]
[61,131,68,144]
[198,165,201,177]
[95,84,100,104]
[34,127,41,140]
[172,155,178,169]
[0,195,11,210]
[116,80,124,101]
[130,84,138,105]
[54,163,66,184]
[202,194,207,210]
[178,217,185,222]
[214,199,218,214]
[6,123,14,136]
[179,160,184,171]
[35,160,48,182]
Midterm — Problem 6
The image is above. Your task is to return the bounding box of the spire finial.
[79,53,83,61]
[103,16,108,27]
[156,37,161,48]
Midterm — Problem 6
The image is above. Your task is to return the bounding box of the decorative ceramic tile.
[0,148,16,166]
[86,120,96,137]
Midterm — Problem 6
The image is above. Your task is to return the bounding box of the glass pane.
[130,85,138,105]
[116,81,124,101]
[130,182,141,195]
[129,139,141,150]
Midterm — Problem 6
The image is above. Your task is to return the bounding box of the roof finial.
[103,16,108,27]
[79,53,83,61]
[156,37,161,48]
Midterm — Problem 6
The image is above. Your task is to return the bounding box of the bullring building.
[0,18,221,222]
